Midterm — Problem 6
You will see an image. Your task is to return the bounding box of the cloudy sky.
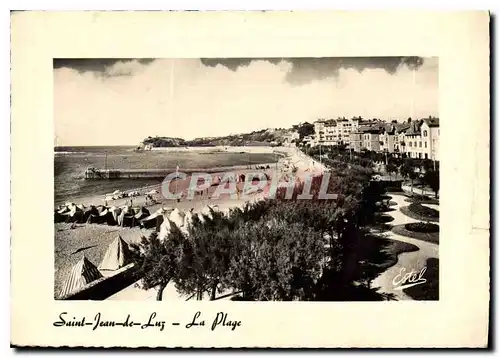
[54,57,438,146]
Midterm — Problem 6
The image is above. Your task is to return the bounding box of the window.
[418,153,422,159]
[425,142,427,148]
[423,130,428,137]
[425,153,428,159]
[409,142,412,147]
[419,142,422,148]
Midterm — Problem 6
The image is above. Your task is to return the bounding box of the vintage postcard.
[11,11,490,348]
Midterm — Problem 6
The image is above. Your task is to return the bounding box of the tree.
[129,229,187,301]
[400,160,418,194]
[225,220,328,301]
[423,170,439,198]
[174,209,241,301]
[386,163,397,181]
[296,122,315,139]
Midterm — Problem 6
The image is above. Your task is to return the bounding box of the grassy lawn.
[392,224,439,244]
[403,258,439,300]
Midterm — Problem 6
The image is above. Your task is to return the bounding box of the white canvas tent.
[98,236,132,271]
[60,256,103,297]
[168,208,185,228]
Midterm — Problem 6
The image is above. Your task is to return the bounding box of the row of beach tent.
[55,202,221,238]
[55,202,154,228]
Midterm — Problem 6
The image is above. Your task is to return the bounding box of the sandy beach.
[54,147,325,299]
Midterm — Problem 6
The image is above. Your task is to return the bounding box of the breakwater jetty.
[84,163,279,180]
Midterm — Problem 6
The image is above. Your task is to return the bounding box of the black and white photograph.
[54,56,440,302]
[11,10,490,348]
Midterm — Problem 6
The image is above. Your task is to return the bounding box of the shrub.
[385,186,403,193]
[408,203,439,219]
[407,194,431,201]
[405,222,439,233]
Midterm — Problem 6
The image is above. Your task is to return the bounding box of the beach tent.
[158,219,172,241]
[140,208,167,230]
[108,206,122,224]
[57,206,70,215]
[198,205,220,222]
[117,206,135,227]
[98,235,132,271]
[183,208,195,231]
[63,205,84,223]
[54,209,66,223]
[59,256,103,298]
[86,214,100,224]
[99,208,117,226]
[168,208,185,229]
[83,205,98,222]
[131,207,150,227]
[134,207,150,221]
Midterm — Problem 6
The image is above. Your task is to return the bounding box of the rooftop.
[423,117,440,127]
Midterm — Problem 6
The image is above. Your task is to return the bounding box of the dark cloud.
[53,57,428,83]
[53,59,155,77]
[201,57,426,85]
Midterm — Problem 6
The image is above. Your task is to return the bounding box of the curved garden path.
[371,193,439,300]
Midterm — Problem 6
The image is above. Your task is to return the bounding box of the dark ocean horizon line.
[55,145,136,149]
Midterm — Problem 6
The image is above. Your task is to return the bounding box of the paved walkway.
[371,194,439,300]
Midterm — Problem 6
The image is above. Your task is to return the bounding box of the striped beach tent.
[60,256,103,297]
[98,236,131,271]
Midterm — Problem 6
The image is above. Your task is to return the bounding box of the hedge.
[391,224,439,244]
[407,203,439,219]
[405,222,439,233]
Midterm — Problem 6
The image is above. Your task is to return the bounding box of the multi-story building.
[394,123,410,155]
[362,129,383,152]
[379,124,397,153]
[422,117,440,161]
[402,117,439,160]
[308,116,439,161]
[313,117,362,148]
